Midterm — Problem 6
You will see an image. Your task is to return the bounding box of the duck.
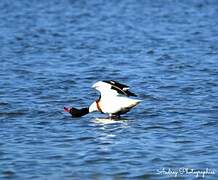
[64,80,141,118]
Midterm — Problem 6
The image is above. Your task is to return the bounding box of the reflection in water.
[91,117,130,153]
[92,117,129,124]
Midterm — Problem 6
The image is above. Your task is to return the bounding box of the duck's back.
[100,95,141,114]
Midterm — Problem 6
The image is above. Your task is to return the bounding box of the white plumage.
[89,81,141,117]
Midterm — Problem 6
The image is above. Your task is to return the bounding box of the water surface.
[0,0,218,179]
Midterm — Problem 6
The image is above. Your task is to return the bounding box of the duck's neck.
[74,107,89,117]
[88,101,98,113]
[65,107,89,117]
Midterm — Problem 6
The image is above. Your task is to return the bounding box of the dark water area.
[0,0,218,179]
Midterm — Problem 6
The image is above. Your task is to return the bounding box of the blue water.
[1,0,218,179]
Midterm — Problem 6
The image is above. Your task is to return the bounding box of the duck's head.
[64,107,89,117]
[64,100,99,117]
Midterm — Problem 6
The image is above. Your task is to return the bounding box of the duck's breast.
[100,96,141,114]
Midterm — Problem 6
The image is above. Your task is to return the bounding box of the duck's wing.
[103,80,137,97]
[103,80,129,89]
[92,80,137,97]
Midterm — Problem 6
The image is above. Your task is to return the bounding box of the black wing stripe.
[111,85,137,97]
[110,80,129,88]
[103,80,137,97]
[125,90,137,97]
[103,80,129,89]
[111,86,128,96]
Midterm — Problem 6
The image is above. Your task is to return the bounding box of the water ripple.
[0,0,218,179]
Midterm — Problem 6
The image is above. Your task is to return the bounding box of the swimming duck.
[64,80,141,118]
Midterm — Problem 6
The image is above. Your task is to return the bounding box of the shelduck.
[64,80,141,118]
